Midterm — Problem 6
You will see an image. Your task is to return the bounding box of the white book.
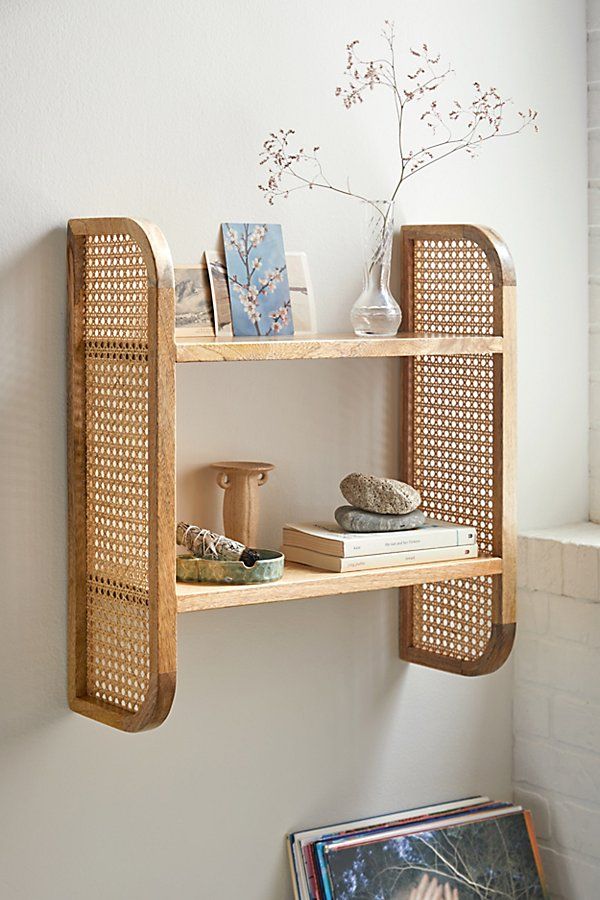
[283,519,475,558]
[289,796,490,900]
[283,542,478,573]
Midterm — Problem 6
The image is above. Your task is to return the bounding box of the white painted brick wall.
[590,2,600,520]
[515,527,600,898]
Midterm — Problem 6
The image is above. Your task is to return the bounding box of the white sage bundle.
[176,522,259,566]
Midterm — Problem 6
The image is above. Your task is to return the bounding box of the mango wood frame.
[67,218,516,731]
[68,218,176,731]
[399,225,516,675]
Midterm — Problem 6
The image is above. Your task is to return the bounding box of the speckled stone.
[335,506,426,533]
[339,473,421,515]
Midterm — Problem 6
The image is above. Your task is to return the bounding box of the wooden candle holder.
[211,461,274,547]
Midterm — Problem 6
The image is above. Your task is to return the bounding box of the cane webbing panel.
[84,233,150,712]
[412,238,495,336]
[413,576,494,660]
[406,232,503,666]
[411,353,496,660]
[413,354,495,557]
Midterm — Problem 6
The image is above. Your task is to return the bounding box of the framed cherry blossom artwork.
[174,264,215,337]
[205,250,233,337]
[221,222,294,337]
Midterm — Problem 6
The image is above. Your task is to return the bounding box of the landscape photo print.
[324,812,547,900]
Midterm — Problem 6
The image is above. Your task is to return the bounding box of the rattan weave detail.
[84,234,150,711]
[413,354,495,556]
[412,239,494,335]
[408,236,499,663]
[412,576,494,660]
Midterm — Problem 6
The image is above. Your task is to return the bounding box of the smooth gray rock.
[339,472,421,515]
[335,506,426,533]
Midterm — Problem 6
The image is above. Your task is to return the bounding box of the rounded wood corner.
[69,670,177,733]
[123,671,177,732]
[400,622,516,677]
[463,224,516,288]
[129,218,175,289]
[67,216,174,294]
[399,222,516,288]
[459,622,516,676]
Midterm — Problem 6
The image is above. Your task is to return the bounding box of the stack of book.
[288,796,547,900]
[282,519,478,572]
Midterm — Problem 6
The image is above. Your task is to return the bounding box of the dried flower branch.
[259,21,538,210]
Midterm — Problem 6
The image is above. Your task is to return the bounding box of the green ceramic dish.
[176,550,285,585]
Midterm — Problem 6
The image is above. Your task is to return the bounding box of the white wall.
[590,0,600,520]
[510,13,600,899]
[0,2,587,898]
[515,527,600,898]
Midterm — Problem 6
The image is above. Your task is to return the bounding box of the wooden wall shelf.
[67,218,516,731]
[176,557,504,613]
[175,332,503,363]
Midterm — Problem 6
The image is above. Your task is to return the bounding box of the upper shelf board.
[174,332,503,363]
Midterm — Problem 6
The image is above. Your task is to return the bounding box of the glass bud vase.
[350,199,402,337]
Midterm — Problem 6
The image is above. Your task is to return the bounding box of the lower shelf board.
[176,555,503,613]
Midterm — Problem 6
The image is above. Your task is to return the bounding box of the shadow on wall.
[0,226,69,745]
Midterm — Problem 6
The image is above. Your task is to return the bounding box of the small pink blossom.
[268,300,292,334]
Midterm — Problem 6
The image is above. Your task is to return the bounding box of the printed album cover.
[320,809,547,900]
[289,799,547,900]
